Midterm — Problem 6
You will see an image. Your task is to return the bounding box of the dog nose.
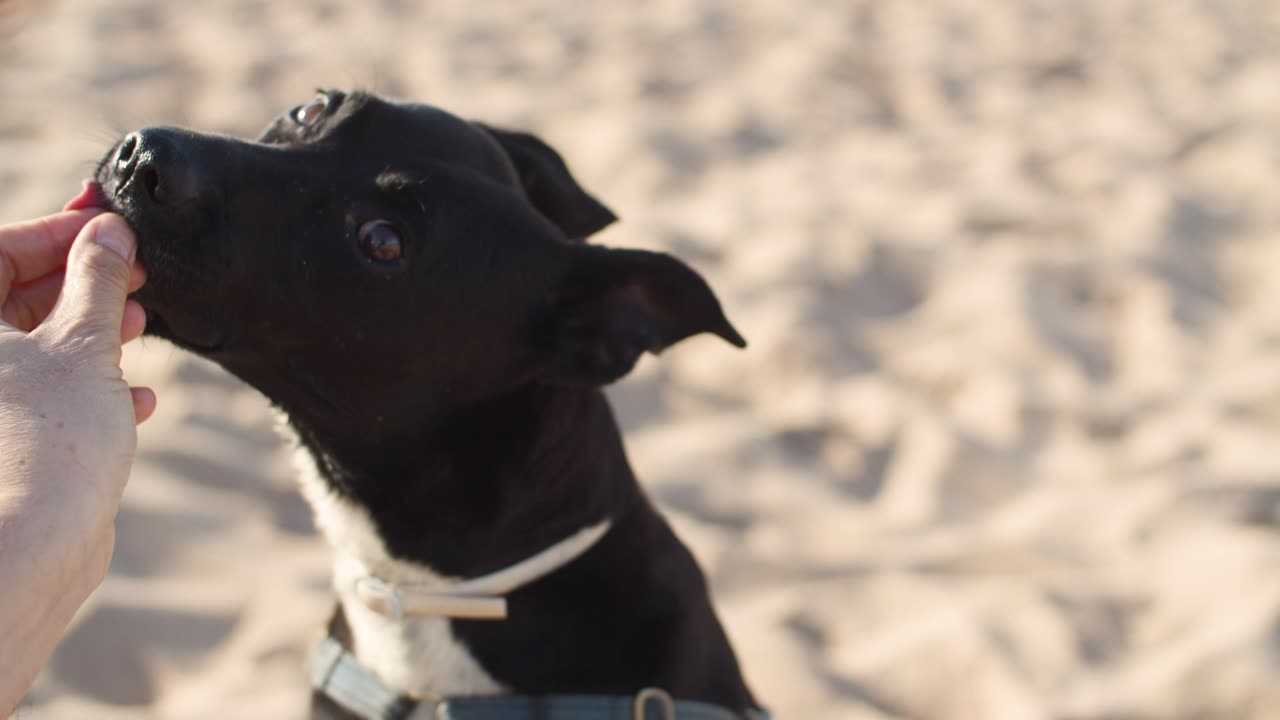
[112,128,206,207]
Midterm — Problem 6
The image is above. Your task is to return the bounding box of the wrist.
[0,412,122,589]
[0,492,112,583]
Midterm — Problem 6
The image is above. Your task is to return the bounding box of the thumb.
[45,213,137,349]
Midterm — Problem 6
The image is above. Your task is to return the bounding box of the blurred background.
[3,1,1280,718]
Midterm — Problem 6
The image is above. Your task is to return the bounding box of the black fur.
[94,90,757,715]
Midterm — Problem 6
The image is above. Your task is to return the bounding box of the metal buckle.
[633,687,676,720]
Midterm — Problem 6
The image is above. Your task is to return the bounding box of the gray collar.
[311,636,768,720]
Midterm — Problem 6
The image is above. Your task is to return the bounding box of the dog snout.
[110,128,207,207]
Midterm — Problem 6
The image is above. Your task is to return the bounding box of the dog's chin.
[138,302,227,354]
[126,242,229,354]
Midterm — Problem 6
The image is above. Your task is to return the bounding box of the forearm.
[0,480,114,714]
[0,207,143,714]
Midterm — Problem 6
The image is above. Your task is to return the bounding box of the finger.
[63,179,106,212]
[43,214,136,350]
[131,386,157,425]
[1,271,61,331]
[121,299,146,344]
[0,258,146,332]
[128,260,147,293]
[0,208,104,301]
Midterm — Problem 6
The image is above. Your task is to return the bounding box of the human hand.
[0,187,156,712]
[0,196,149,393]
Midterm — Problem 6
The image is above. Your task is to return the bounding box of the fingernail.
[94,216,135,262]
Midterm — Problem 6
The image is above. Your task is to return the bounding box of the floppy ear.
[477,124,618,241]
[538,246,746,385]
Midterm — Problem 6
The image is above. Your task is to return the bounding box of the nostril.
[142,166,160,201]
[117,134,138,167]
[113,129,200,206]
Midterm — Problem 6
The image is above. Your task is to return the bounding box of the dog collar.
[316,519,770,720]
[352,519,612,620]
[312,635,767,720]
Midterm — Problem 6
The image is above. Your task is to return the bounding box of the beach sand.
[3,1,1280,718]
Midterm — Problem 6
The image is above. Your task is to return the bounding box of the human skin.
[0,192,155,714]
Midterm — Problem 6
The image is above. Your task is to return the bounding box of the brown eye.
[293,95,329,125]
[358,220,403,263]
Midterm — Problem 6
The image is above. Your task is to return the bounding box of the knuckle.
[33,325,114,369]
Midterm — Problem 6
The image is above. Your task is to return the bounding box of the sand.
[3,1,1280,718]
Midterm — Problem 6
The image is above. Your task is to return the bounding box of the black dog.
[96,90,762,719]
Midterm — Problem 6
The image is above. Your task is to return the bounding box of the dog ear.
[538,246,746,385]
[477,124,618,241]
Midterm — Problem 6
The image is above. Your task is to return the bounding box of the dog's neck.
[285,382,755,712]
[289,383,635,577]
[291,443,508,697]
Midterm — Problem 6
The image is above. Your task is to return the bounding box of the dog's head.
[96,90,744,436]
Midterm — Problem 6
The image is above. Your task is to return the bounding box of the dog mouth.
[76,174,230,355]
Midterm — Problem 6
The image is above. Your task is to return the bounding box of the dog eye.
[292,95,329,126]
[358,220,403,262]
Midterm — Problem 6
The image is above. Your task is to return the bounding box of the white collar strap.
[352,519,612,621]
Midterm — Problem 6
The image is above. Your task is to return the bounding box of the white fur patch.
[284,426,505,699]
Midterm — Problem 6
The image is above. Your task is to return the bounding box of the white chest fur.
[289,441,506,698]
